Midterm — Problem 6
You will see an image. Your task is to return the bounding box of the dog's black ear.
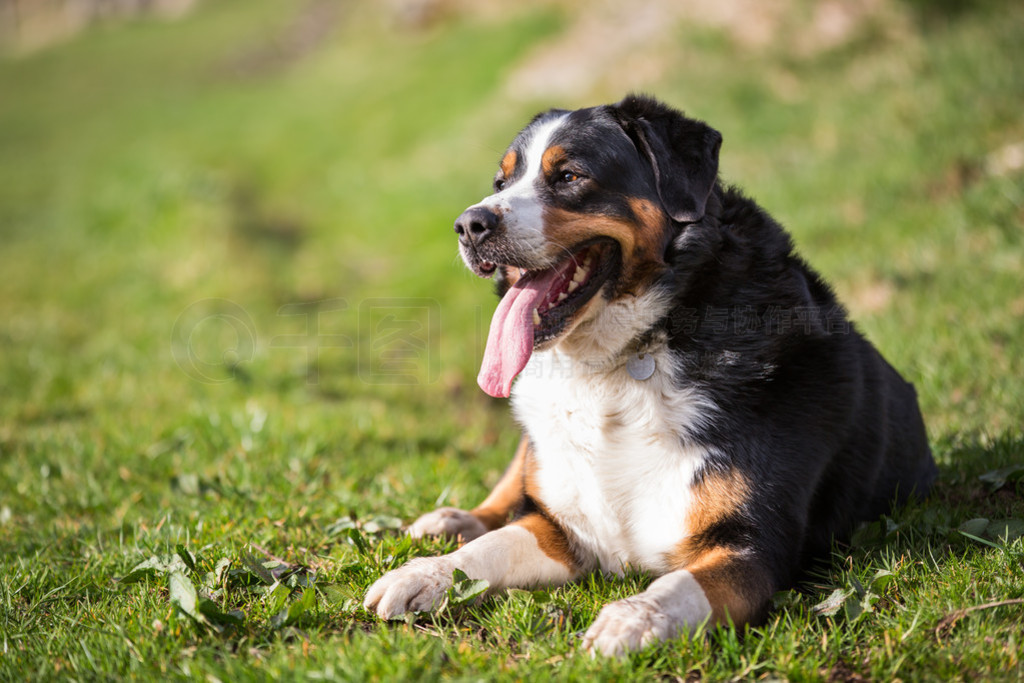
[612,94,722,223]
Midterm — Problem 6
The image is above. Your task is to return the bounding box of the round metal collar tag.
[627,352,655,381]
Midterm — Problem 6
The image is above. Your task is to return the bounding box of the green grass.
[1,1,1022,679]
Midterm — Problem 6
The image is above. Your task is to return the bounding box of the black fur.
[612,97,937,590]
[613,95,722,223]
[367,96,938,645]
[483,94,935,605]
[506,95,936,595]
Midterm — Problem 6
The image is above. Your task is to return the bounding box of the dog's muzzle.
[454,206,500,248]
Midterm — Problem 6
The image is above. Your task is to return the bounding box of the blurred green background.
[2,0,1021,436]
[0,0,1022,679]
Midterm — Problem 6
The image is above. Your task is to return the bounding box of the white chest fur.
[511,345,716,576]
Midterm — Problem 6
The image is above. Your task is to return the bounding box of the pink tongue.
[478,268,561,398]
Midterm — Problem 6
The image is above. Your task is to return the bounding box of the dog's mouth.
[478,239,620,398]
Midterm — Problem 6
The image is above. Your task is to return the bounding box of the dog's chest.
[512,348,713,575]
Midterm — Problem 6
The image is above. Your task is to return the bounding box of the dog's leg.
[582,547,772,656]
[364,512,578,619]
[584,467,777,656]
[407,435,530,542]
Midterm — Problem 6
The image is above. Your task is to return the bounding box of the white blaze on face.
[472,113,570,266]
[469,113,572,399]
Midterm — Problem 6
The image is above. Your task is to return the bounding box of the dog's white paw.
[407,507,488,542]
[363,557,456,619]
[582,596,680,657]
[582,570,712,657]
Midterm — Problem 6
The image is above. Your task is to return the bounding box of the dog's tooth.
[572,268,587,284]
[532,308,541,326]
[568,280,579,293]
[557,292,568,302]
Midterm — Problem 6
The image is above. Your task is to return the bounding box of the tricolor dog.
[364,95,936,656]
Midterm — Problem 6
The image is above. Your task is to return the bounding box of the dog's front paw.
[407,507,488,542]
[363,557,456,619]
[582,596,679,657]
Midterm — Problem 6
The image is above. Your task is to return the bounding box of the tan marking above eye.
[500,150,517,179]
[541,145,567,177]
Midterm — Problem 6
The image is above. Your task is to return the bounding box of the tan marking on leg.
[676,469,751,557]
[522,440,542,502]
[667,469,768,627]
[513,513,577,571]
[684,548,768,626]
[518,454,577,569]
[470,435,530,531]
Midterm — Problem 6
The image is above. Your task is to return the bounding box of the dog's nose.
[454,206,499,246]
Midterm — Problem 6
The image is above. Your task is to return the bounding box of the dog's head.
[456,95,722,397]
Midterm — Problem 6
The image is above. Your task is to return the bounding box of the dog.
[364,94,936,656]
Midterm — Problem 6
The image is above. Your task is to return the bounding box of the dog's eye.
[494,178,506,192]
[560,170,580,183]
